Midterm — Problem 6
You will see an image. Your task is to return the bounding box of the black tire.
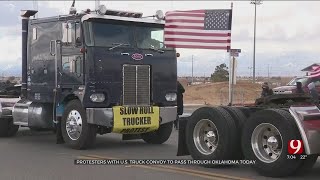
[221,106,247,159]
[294,155,318,175]
[0,118,19,137]
[185,107,237,167]
[141,121,173,144]
[241,109,315,177]
[221,106,246,129]
[61,99,97,150]
[237,107,251,118]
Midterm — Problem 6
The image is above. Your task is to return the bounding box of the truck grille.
[123,65,150,105]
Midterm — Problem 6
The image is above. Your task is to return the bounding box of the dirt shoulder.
[180,80,262,106]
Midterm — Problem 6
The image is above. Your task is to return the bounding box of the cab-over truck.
[0,5,178,149]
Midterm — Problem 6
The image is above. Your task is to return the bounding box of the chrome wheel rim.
[251,123,283,163]
[66,110,82,140]
[193,119,219,155]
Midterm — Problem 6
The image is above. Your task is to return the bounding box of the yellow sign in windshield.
[112,106,160,134]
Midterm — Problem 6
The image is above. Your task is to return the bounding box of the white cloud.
[5,3,16,12]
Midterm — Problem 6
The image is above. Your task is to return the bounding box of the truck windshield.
[84,20,172,50]
[287,77,308,86]
[89,22,134,47]
[135,26,167,49]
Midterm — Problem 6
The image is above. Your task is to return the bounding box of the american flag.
[307,65,320,78]
[164,9,232,50]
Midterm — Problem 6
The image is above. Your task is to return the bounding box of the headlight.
[165,93,177,101]
[90,93,105,102]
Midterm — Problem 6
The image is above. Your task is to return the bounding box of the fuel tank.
[12,99,53,128]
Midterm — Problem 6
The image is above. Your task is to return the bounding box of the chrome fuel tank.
[12,99,53,128]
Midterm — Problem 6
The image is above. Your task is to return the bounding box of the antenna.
[71,0,75,7]
[69,0,77,14]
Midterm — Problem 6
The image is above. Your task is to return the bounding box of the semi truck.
[0,4,178,149]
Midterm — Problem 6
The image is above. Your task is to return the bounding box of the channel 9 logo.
[288,140,304,155]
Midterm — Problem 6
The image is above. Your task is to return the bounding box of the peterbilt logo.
[131,53,143,61]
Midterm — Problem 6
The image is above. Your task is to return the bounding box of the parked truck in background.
[273,76,320,95]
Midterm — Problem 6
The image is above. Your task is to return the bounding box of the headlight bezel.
[165,93,177,102]
[90,93,106,103]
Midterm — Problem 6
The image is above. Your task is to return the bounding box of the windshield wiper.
[108,43,130,51]
[149,45,164,53]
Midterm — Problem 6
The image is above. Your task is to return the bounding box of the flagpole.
[228,2,233,106]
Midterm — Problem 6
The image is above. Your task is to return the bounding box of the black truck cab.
[9,6,178,149]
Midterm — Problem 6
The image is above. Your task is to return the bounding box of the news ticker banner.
[74,159,256,166]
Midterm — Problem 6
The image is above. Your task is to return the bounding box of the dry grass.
[179,79,279,106]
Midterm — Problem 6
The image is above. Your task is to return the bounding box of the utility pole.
[250,0,262,83]
[267,64,270,82]
[248,67,253,80]
[230,56,236,105]
[191,55,194,85]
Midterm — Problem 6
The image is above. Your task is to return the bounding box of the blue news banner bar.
[74,159,256,165]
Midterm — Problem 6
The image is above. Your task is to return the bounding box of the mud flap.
[56,117,65,144]
[289,105,320,155]
[177,116,190,156]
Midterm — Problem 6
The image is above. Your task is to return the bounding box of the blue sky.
[0,1,319,77]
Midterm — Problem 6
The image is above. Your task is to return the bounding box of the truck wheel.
[141,121,173,144]
[0,118,19,137]
[241,109,314,177]
[221,106,247,159]
[221,106,246,129]
[186,107,237,167]
[61,99,97,150]
[294,155,318,175]
[237,107,251,118]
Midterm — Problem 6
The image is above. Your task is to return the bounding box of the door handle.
[50,40,56,56]
[145,54,153,57]
[121,53,130,56]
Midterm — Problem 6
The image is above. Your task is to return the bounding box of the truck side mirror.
[62,22,72,44]
[68,56,82,77]
[73,22,82,47]
[62,21,82,47]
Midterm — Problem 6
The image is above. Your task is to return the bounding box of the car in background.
[273,76,320,94]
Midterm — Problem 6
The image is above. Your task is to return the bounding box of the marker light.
[80,48,86,53]
[105,9,143,18]
[155,10,164,20]
[97,5,107,15]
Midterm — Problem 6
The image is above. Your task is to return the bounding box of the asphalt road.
[0,106,319,180]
